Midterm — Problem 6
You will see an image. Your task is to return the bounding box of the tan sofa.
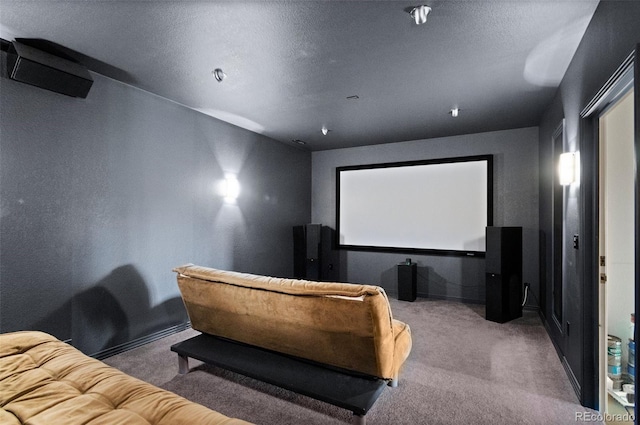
[174,264,412,384]
[0,331,250,425]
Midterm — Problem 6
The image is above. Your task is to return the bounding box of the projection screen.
[336,155,493,256]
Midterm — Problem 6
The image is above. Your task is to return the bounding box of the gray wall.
[0,68,311,356]
[312,127,539,306]
[538,0,640,407]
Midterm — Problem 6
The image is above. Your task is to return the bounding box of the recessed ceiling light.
[212,68,226,82]
[321,126,330,136]
[449,107,460,117]
[410,5,431,25]
[292,139,306,145]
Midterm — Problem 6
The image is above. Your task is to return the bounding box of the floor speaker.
[293,224,338,281]
[485,226,522,323]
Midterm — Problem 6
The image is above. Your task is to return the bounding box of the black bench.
[170,333,389,424]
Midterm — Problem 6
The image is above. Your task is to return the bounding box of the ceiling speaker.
[6,40,93,98]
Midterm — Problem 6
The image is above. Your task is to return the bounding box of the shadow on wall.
[338,250,349,282]
[13,38,136,85]
[34,264,186,356]
[379,261,486,303]
[380,266,396,295]
[417,263,484,303]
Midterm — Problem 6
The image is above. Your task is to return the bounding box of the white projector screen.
[336,155,493,256]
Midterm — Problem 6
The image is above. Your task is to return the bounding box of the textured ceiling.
[0,1,599,151]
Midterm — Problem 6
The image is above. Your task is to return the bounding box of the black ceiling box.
[6,40,93,98]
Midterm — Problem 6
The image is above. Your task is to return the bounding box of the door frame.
[580,46,638,411]
[597,87,635,414]
[548,118,583,401]
[550,120,565,348]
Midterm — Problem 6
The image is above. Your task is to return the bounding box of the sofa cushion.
[173,264,382,297]
[0,331,250,425]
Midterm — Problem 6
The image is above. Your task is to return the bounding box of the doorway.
[598,89,635,422]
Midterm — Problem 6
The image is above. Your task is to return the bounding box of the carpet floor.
[104,298,602,424]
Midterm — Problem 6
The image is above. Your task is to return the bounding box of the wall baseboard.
[539,310,583,402]
[387,291,541,313]
[415,293,485,305]
[91,322,191,360]
[562,356,582,401]
[385,291,485,305]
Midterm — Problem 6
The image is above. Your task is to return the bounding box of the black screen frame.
[335,154,494,257]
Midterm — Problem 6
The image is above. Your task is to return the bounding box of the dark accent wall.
[538,1,640,408]
[0,60,311,356]
[312,127,539,306]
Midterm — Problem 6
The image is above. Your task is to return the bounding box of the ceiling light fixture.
[212,68,226,82]
[410,5,431,25]
[292,139,306,145]
[321,126,329,136]
[449,107,460,117]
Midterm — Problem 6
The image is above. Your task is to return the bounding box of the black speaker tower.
[485,226,523,323]
[293,224,339,281]
[6,40,93,98]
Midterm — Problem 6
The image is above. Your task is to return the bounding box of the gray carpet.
[104,298,602,424]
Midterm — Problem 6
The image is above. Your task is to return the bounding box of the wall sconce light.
[559,152,576,186]
[410,5,432,25]
[221,174,240,203]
